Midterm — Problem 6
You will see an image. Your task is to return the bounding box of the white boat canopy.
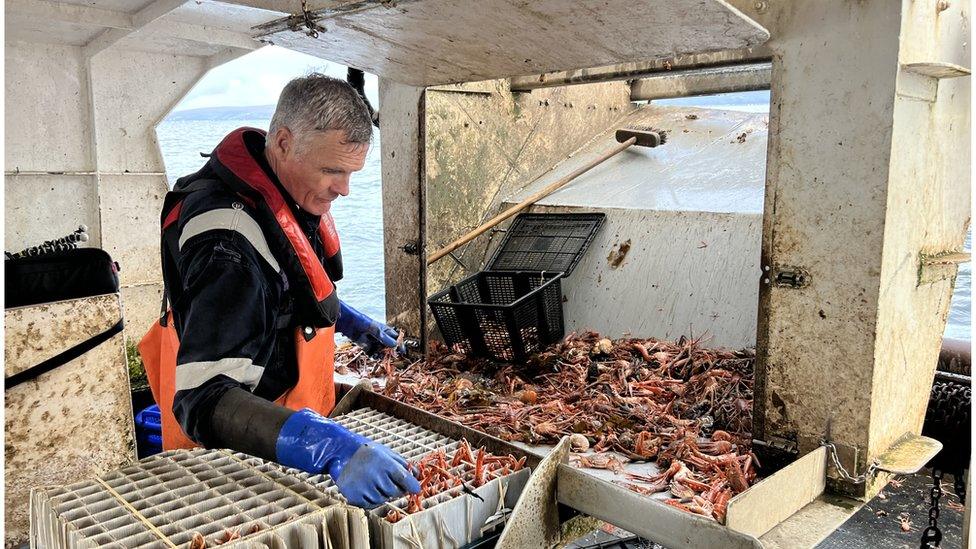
[7,0,769,85]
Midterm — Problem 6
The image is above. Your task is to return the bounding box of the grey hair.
[268,73,373,148]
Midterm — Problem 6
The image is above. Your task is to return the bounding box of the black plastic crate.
[429,271,564,363]
[486,213,607,274]
[429,213,605,363]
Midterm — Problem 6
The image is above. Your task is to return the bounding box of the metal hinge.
[763,265,811,288]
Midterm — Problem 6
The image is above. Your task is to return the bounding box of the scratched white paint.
[4,7,257,335]
[522,204,762,348]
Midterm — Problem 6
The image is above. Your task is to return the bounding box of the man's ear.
[271,127,295,157]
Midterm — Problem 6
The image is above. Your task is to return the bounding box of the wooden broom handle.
[427,136,636,265]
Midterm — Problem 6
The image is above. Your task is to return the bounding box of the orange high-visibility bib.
[139,317,336,450]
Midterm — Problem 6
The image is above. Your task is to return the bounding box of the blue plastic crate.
[135,404,161,431]
[139,434,162,455]
[135,404,162,457]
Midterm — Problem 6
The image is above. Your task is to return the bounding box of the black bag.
[5,248,121,309]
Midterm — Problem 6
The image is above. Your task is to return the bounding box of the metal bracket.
[751,436,800,474]
[447,251,468,270]
[872,433,943,476]
[292,0,326,38]
[918,250,971,285]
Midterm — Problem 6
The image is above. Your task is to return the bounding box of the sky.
[173,46,378,112]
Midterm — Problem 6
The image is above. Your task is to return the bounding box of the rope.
[408,520,425,548]
[496,478,508,514]
[435,510,459,548]
[93,477,178,548]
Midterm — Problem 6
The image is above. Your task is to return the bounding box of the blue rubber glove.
[275,408,421,507]
[336,300,405,356]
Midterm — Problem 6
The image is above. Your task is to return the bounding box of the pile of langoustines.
[336,330,757,521]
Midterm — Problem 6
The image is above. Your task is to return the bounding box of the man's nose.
[332,176,350,197]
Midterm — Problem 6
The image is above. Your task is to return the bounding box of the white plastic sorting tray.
[30,407,530,549]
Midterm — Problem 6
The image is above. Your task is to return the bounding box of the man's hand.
[336,300,406,356]
[275,409,420,507]
[333,442,418,507]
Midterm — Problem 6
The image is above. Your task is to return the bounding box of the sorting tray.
[31,407,530,549]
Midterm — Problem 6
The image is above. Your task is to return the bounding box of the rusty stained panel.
[746,0,969,499]
[4,294,121,375]
[423,79,634,339]
[4,294,136,548]
[379,81,427,337]
[753,0,904,484]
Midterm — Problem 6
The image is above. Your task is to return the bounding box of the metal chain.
[300,0,321,38]
[822,441,878,484]
[5,226,88,260]
[920,468,944,548]
[954,474,966,505]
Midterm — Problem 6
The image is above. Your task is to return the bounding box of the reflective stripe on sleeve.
[179,208,281,272]
[175,357,265,391]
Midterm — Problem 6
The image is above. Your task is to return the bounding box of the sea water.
[156,118,970,342]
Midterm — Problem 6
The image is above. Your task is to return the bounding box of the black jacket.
[166,133,338,451]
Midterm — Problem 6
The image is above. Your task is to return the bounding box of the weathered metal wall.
[510,45,772,91]
[5,41,101,251]
[89,49,210,336]
[256,0,768,87]
[380,79,635,338]
[721,0,971,498]
[4,294,136,548]
[522,204,762,347]
[5,39,232,340]
[422,79,634,339]
[499,105,768,347]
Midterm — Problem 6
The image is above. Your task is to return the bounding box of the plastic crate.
[429,213,604,363]
[134,404,162,457]
[135,404,161,430]
[484,213,608,274]
[429,271,563,362]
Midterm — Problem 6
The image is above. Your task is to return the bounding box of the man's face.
[271,128,369,216]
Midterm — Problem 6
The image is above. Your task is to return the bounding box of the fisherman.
[139,74,420,508]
